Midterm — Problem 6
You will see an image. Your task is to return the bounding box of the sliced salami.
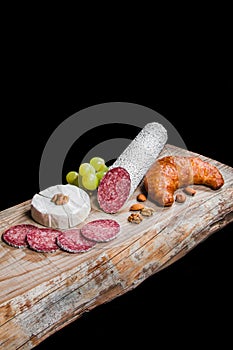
[2,224,37,248]
[57,228,96,253]
[80,219,120,242]
[97,167,131,214]
[26,227,61,252]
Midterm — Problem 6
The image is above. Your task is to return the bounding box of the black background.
[1,31,232,348]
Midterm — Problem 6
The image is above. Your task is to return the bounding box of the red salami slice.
[2,224,37,248]
[26,228,61,252]
[80,219,120,242]
[97,167,131,213]
[57,228,96,253]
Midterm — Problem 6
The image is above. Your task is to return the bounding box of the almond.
[137,193,147,202]
[130,203,145,211]
[183,187,196,196]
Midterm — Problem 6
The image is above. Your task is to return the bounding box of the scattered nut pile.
[127,193,155,224]
[127,186,197,224]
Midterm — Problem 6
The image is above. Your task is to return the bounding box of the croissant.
[144,156,224,207]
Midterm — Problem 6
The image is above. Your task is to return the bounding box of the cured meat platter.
[0,144,233,349]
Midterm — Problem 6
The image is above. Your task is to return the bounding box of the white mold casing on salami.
[97,122,168,213]
[31,184,91,229]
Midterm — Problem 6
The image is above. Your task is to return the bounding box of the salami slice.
[57,228,96,253]
[80,219,120,242]
[2,224,37,248]
[97,167,131,214]
[26,227,61,252]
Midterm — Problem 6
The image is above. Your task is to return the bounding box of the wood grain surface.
[1,144,233,349]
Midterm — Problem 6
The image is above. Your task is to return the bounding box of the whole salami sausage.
[97,122,167,213]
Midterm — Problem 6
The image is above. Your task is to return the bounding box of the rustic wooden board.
[0,144,233,349]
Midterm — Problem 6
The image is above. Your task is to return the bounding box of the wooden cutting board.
[1,144,233,349]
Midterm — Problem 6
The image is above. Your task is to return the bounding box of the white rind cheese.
[31,184,91,229]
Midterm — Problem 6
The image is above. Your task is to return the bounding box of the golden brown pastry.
[144,156,224,207]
